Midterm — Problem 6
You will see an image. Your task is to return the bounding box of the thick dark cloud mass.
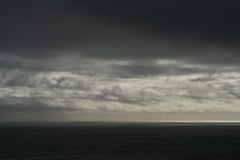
[81,0,240,38]
[0,0,240,61]
[1,1,240,121]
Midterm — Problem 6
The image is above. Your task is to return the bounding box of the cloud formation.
[0,53,240,114]
[1,1,240,121]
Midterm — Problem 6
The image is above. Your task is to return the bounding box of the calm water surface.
[0,122,240,160]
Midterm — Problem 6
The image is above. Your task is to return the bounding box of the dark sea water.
[1,122,240,160]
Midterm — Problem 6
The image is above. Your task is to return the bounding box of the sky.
[0,0,240,122]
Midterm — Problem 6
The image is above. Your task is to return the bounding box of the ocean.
[0,122,240,160]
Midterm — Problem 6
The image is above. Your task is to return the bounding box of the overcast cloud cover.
[0,0,240,121]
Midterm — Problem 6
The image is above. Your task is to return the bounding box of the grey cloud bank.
[1,54,240,115]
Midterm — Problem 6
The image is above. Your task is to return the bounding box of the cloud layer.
[1,53,240,114]
[1,1,240,121]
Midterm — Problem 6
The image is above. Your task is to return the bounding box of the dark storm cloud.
[0,0,240,62]
[2,1,240,116]
[81,0,240,39]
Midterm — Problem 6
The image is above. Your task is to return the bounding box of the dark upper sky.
[0,0,240,60]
